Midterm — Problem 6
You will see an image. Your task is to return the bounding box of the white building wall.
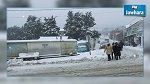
[27,41,77,55]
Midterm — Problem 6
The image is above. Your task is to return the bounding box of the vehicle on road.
[99,41,109,49]
[105,39,109,43]
[77,40,90,53]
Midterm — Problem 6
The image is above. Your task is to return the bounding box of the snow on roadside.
[41,49,106,62]
[124,46,143,52]
[8,49,107,66]
[7,46,143,67]
[7,46,144,76]
[123,46,143,58]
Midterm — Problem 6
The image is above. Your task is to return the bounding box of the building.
[124,19,144,47]
[109,26,125,41]
[7,36,77,58]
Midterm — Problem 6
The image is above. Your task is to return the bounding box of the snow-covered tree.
[42,16,60,36]
[82,12,96,28]
[7,26,24,40]
[64,11,83,40]
[64,11,96,40]
[90,30,101,50]
[23,15,43,40]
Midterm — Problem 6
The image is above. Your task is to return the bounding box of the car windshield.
[77,46,88,53]
[77,42,90,53]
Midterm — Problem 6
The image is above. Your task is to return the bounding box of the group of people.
[104,41,124,61]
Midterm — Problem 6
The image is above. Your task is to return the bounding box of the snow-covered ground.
[6,34,144,76]
[7,46,143,66]
[7,49,107,66]
[7,46,144,76]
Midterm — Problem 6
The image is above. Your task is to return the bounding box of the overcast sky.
[7,8,143,32]
[0,0,148,31]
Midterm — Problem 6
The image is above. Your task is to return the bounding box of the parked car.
[77,41,90,53]
[99,41,109,49]
[105,39,109,43]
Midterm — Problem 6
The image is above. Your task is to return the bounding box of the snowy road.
[8,59,143,77]
[9,62,143,77]
[7,46,143,76]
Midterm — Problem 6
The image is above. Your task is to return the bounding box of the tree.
[7,26,24,40]
[90,30,101,50]
[42,16,60,36]
[82,12,96,39]
[82,12,96,29]
[23,15,43,39]
[8,15,60,40]
[64,11,83,40]
[64,11,96,40]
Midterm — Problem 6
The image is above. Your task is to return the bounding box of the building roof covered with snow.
[7,36,77,43]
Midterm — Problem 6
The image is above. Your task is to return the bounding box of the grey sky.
[28,0,150,30]
[5,0,150,31]
[7,8,142,32]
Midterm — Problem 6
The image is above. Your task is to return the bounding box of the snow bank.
[8,49,107,66]
[18,52,39,58]
[124,46,143,51]
[34,49,107,64]
[7,58,23,66]
[7,46,144,76]
[123,46,143,58]
[7,46,143,67]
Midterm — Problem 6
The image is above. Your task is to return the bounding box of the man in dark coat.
[119,40,124,51]
[113,42,122,60]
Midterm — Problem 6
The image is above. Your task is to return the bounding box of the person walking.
[119,40,124,51]
[104,43,113,61]
[111,42,115,60]
[113,42,122,60]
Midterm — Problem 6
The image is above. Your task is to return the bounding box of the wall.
[7,42,28,58]
[7,41,77,58]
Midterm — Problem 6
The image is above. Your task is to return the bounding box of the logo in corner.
[124,5,146,17]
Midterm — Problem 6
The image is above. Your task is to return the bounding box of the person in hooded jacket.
[104,43,113,61]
